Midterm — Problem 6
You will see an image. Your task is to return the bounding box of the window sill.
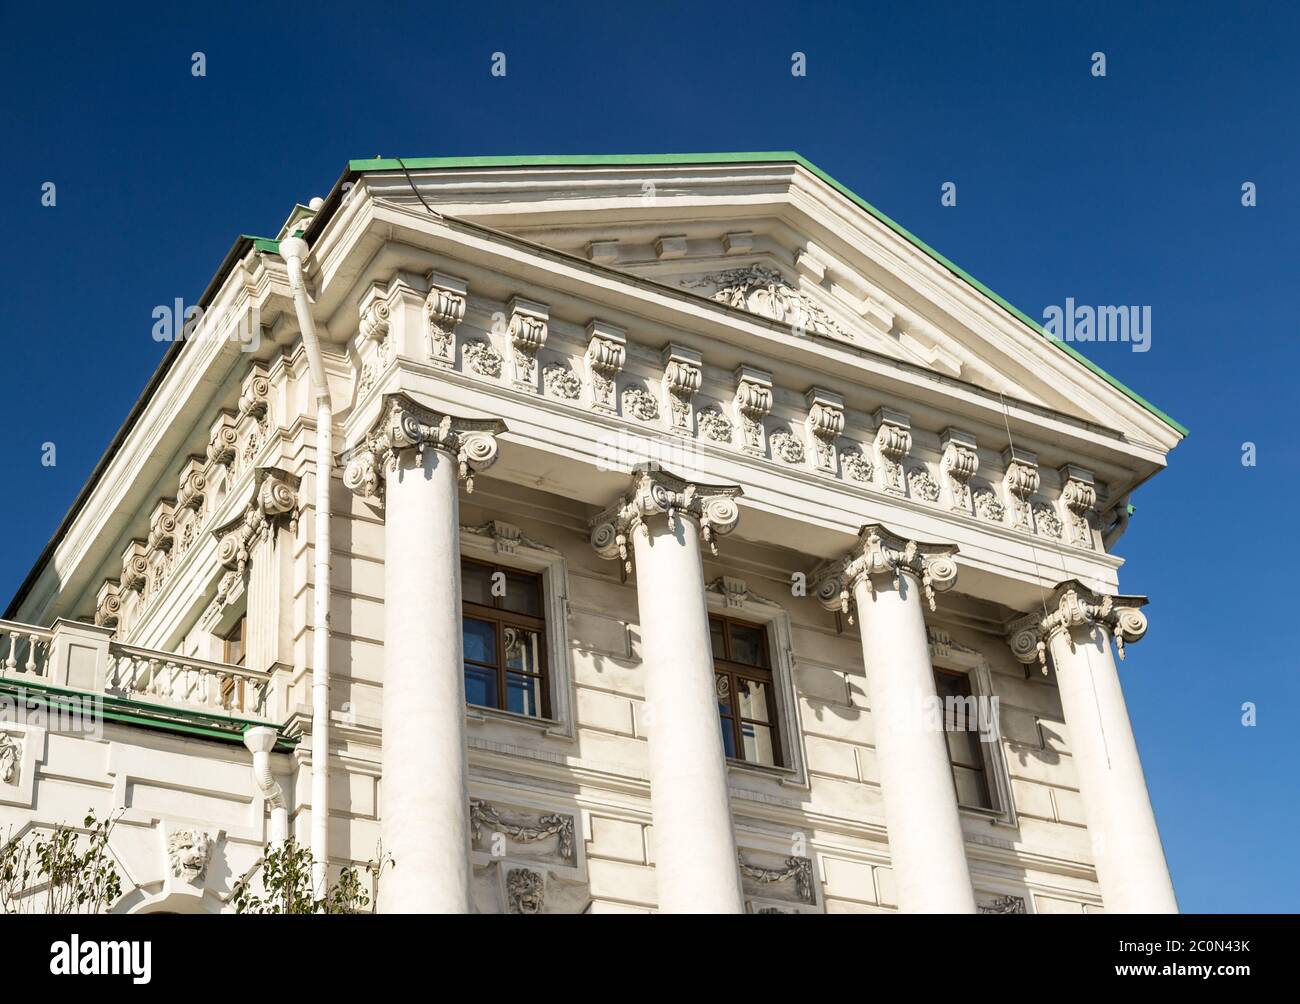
[465,704,571,739]
[959,804,1017,829]
[726,757,798,784]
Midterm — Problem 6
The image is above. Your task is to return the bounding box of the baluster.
[4,630,17,673]
[147,658,160,696]
[29,635,42,676]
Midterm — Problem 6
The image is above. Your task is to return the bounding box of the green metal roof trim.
[0,677,296,751]
[346,152,1186,437]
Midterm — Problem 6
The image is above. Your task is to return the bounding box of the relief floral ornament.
[590,466,742,574]
[342,393,506,498]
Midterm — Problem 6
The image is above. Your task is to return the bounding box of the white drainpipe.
[243,726,289,845]
[278,234,332,898]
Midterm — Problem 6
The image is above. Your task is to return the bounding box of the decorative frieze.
[621,385,659,422]
[940,428,979,513]
[584,320,626,414]
[688,265,846,338]
[1002,447,1039,532]
[461,519,550,556]
[463,339,503,378]
[978,895,1027,914]
[973,486,1006,523]
[469,799,575,862]
[0,733,20,784]
[732,366,773,456]
[1007,580,1149,672]
[590,466,742,573]
[840,447,874,483]
[907,466,941,503]
[1033,502,1063,539]
[1059,464,1098,550]
[661,343,703,436]
[804,388,844,475]
[541,362,581,400]
[769,427,806,465]
[507,296,549,392]
[737,853,816,904]
[813,523,959,622]
[697,407,733,444]
[425,272,468,368]
[342,392,505,498]
[873,407,912,495]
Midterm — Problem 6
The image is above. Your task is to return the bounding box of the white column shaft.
[853,572,976,913]
[379,448,472,913]
[633,515,744,914]
[1050,625,1178,913]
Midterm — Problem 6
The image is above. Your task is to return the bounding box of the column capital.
[589,465,742,572]
[1007,579,1148,671]
[341,392,506,498]
[812,523,959,621]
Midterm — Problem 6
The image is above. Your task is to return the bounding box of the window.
[220,615,247,710]
[461,558,549,719]
[711,614,781,767]
[934,668,997,811]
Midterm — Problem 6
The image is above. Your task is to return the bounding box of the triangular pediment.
[350,154,1183,451]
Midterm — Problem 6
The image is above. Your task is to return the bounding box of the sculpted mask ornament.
[590,467,743,574]
[812,523,959,624]
[167,829,213,882]
[506,867,546,914]
[342,393,506,499]
[0,734,21,784]
[688,265,847,339]
[1007,580,1148,674]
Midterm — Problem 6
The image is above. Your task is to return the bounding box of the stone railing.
[0,618,272,721]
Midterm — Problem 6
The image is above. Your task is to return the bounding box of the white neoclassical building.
[0,153,1184,914]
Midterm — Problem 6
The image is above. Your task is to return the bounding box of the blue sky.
[1,1,1294,911]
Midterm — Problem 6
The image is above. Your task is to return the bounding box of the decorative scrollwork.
[590,466,743,573]
[1006,580,1149,673]
[812,523,959,622]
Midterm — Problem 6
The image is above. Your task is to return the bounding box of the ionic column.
[816,524,974,913]
[343,392,505,914]
[1009,582,1177,913]
[591,467,745,913]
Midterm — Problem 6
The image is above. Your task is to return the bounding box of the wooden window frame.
[933,666,996,812]
[711,613,782,768]
[461,557,550,719]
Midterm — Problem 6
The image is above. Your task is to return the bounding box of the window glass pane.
[728,623,768,668]
[719,716,737,758]
[709,618,726,660]
[463,617,496,665]
[741,722,777,766]
[503,626,543,675]
[946,728,984,770]
[462,561,494,606]
[464,664,498,709]
[506,673,542,717]
[952,765,993,809]
[715,673,731,716]
[501,572,542,617]
[736,678,771,722]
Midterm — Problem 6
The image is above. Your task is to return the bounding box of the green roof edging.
[344,152,1186,437]
[0,677,296,751]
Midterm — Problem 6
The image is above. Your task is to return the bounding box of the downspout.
[278,235,332,898]
[243,726,289,845]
